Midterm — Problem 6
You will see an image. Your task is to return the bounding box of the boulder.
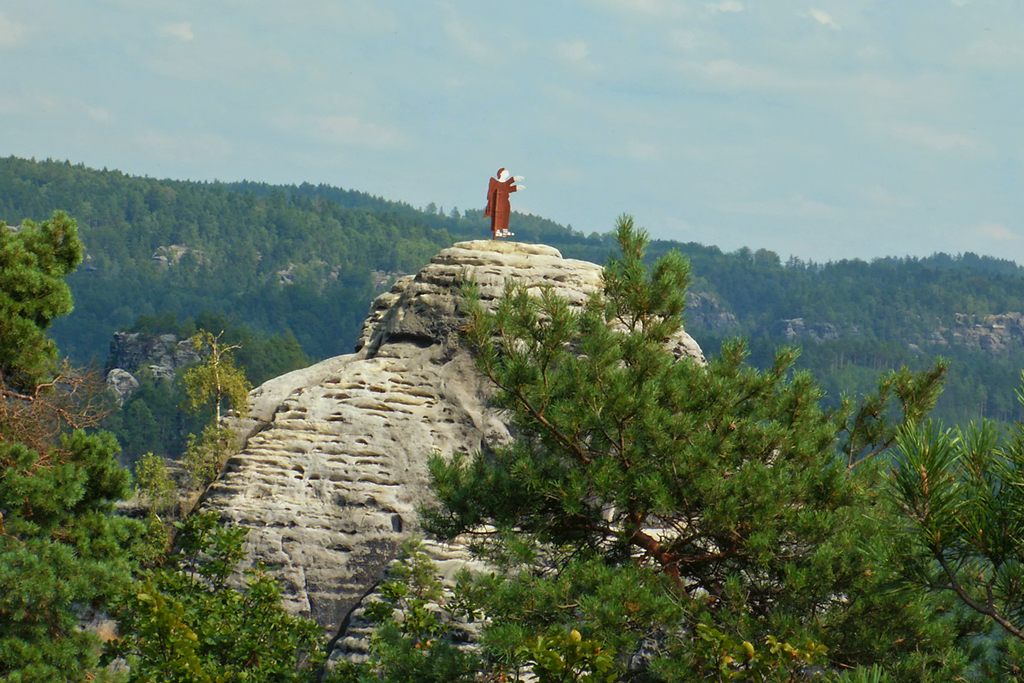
[105,368,140,407]
[201,240,705,645]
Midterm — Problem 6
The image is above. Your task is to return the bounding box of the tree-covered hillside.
[0,156,600,364]
[3,155,1024,428]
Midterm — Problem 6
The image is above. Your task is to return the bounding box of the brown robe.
[485,175,518,238]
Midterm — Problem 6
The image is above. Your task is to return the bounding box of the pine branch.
[934,550,1024,641]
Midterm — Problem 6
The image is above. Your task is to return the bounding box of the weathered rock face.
[107,332,201,380]
[105,368,140,407]
[200,240,705,641]
[948,312,1024,353]
[685,291,739,332]
[772,317,852,344]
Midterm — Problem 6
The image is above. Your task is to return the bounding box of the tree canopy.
[416,217,970,681]
[0,212,145,682]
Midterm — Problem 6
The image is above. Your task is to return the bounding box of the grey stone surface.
[199,240,705,643]
[107,331,201,380]
[105,368,140,407]
[948,312,1024,353]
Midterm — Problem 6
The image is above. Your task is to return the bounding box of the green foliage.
[0,156,463,362]
[3,156,1020,432]
[0,208,145,682]
[879,385,1024,672]
[0,431,144,682]
[0,210,82,392]
[357,540,482,683]
[134,452,177,515]
[183,424,233,489]
[836,361,949,469]
[518,629,616,683]
[107,511,328,683]
[103,313,309,467]
[183,330,251,424]
[422,216,960,680]
[692,623,828,682]
[104,369,196,469]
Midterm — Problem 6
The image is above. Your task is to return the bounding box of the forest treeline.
[3,155,1024,431]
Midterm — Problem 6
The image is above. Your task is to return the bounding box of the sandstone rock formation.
[685,291,738,332]
[199,240,705,647]
[772,317,848,344]
[104,331,203,405]
[105,368,140,407]
[948,312,1024,353]
[106,331,202,380]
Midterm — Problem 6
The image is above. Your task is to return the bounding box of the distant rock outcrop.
[105,368,140,407]
[103,331,202,404]
[949,312,1024,353]
[106,331,201,380]
[772,318,854,344]
[200,240,705,649]
[685,291,738,332]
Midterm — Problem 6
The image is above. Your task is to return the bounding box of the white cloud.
[706,1,743,13]
[808,8,840,29]
[0,11,27,49]
[621,138,664,162]
[958,39,1024,70]
[133,130,233,162]
[556,40,590,64]
[85,106,112,124]
[888,123,987,155]
[158,22,194,42]
[976,221,1019,241]
[275,112,402,148]
[313,115,400,147]
[554,40,598,72]
[860,184,915,210]
[720,194,839,219]
[441,6,490,63]
[576,0,689,20]
[678,59,808,91]
[0,91,110,125]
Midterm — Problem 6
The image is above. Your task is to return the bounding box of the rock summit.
[199,240,705,643]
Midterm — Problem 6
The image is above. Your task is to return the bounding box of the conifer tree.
[0,213,145,682]
[423,215,965,679]
[0,211,82,393]
[881,402,1024,677]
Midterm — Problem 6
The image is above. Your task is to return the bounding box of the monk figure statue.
[485,168,523,239]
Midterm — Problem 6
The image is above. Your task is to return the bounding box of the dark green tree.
[423,216,964,680]
[0,212,146,682]
[879,391,1024,677]
[0,211,82,393]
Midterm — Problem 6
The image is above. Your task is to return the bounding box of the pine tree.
[422,216,965,679]
[880,402,1024,677]
[0,213,146,682]
[0,211,82,393]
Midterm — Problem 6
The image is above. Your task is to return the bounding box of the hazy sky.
[2,0,1023,263]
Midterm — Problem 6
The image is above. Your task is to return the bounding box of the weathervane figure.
[485,168,524,240]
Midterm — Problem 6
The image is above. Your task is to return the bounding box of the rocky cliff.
[104,331,203,405]
[200,240,705,647]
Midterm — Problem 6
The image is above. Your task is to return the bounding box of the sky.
[1,0,1023,263]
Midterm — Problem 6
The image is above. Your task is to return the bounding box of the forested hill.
[3,155,1024,426]
[0,156,598,363]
